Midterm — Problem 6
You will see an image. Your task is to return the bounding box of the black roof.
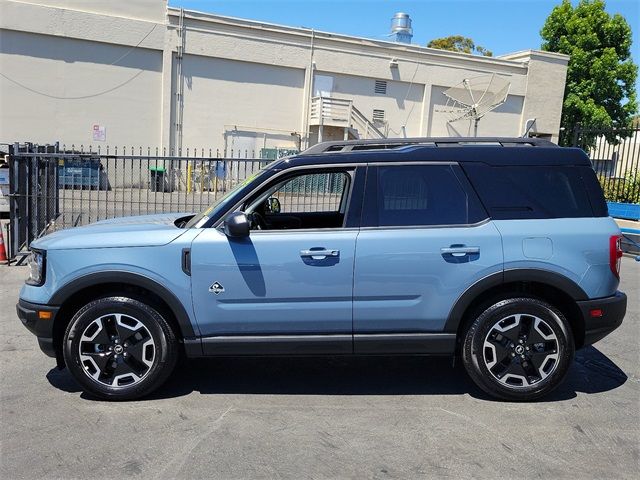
[277,137,591,168]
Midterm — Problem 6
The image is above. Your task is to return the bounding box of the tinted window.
[462,164,595,219]
[366,165,486,227]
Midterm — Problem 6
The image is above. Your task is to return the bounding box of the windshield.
[184,166,272,228]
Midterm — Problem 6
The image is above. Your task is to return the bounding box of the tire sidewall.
[464,298,574,401]
[63,296,176,400]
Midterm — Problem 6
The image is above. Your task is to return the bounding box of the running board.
[185,333,456,357]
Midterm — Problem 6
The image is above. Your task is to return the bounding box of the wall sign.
[92,124,106,142]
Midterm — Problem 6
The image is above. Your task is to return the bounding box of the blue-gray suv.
[17,138,627,401]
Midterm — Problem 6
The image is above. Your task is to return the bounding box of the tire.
[63,296,178,400]
[462,297,574,401]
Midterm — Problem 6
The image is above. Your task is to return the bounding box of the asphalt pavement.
[0,258,638,479]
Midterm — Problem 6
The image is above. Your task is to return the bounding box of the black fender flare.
[49,271,196,338]
[444,268,588,333]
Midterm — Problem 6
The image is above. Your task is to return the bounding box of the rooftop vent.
[390,12,413,44]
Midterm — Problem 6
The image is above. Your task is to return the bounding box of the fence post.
[571,124,581,148]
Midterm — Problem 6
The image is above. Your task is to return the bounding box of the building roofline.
[498,49,570,62]
[166,6,553,69]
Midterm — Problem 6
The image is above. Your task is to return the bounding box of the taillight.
[609,235,623,279]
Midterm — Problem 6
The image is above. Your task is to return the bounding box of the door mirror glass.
[223,212,250,238]
[265,197,281,214]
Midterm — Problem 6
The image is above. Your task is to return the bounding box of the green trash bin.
[149,165,167,192]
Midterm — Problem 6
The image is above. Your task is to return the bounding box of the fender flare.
[444,268,588,333]
[49,271,196,338]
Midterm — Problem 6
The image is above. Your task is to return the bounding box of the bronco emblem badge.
[209,282,225,295]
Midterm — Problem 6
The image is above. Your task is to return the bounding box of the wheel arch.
[50,271,196,367]
[446,269,587,350]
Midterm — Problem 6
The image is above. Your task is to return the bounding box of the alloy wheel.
[78,313,156,387]
[482,313,560,388]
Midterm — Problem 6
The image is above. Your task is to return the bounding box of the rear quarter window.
[461,164,600,219]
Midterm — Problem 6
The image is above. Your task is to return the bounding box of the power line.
[0,23,158,100]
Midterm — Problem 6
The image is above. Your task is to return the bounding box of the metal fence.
[5,144,275,261]
[572,126,640,207]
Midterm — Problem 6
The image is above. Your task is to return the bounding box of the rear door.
[353,163,503,352]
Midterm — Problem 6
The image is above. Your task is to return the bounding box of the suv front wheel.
[63,296,178,400]
[462,297,574,401]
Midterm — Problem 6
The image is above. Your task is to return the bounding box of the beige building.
[0,0,570,154]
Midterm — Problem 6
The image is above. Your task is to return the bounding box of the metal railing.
[309,96,386,139]
[6,144,274,260]
[572,126,640,208]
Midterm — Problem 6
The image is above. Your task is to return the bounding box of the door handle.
[300,249,340,259]
[440,246,480,257]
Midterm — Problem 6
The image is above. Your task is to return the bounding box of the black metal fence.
[571,126,640,207]
[5,144,277,261]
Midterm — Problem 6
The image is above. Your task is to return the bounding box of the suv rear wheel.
[63,296,178,400]
[462,297,574,401]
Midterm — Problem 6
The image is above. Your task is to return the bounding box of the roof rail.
[301,137,557,155]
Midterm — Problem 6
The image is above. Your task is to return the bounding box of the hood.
[31,213,194,251]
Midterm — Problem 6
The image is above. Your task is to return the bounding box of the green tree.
[427,35,493,57]
[541,0,638,146]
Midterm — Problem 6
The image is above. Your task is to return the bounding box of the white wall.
[0,29,163,147]
[427,85,525,137]
[10,0,167,23]
[179,55,305,153]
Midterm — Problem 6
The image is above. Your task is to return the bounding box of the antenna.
[439,74,511,136]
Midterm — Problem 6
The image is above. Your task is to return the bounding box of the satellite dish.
[440,74,511,136]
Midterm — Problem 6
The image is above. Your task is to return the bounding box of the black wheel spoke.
[498,323,520,344]
[81,351,112,374]
[503,360,528,379]
[92,319,112,345]
[528,350,554,372]
[114,315,140,343]
[486,335,511,363]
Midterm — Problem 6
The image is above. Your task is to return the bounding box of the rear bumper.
[16,299,60,358]
[577,291,627,346]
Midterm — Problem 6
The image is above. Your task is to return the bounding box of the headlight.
[26,249,45,286]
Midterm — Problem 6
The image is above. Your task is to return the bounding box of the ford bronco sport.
[17,138,627,401]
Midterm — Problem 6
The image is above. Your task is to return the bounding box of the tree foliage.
[541,0,638,145]
[427,35,493,57]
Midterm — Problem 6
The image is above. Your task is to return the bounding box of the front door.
[190,167,363,354]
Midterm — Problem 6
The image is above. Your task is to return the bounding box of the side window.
[367,165,485,227]
[461,164,595,219]
[273,172,349,213]
[245,169,355,231]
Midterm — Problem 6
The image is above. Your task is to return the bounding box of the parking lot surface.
[1,258,638,479]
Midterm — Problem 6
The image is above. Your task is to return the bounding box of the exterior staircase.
[309,96,386,141]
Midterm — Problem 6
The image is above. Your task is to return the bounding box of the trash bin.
[149,165,166,192]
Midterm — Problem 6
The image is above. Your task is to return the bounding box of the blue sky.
[170,0,639,92]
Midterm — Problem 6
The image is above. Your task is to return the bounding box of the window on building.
[374,80,387,95]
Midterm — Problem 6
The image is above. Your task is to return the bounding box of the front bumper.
[577,291,627,346]
[16,299,60,358]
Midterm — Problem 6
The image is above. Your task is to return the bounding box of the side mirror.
[223,212,250,238]
[266,197,281,214]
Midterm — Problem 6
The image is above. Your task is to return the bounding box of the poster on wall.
[92,124,106,142]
